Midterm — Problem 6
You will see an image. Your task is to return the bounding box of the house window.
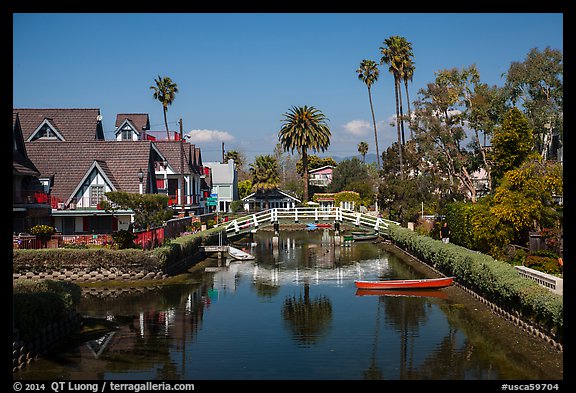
[90,185,105,207]
[32,123,59,140]
[121,126,132,141]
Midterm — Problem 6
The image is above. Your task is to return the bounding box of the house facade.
[203,160,238,213]
[242,189,301,212]
[14,108,210,235]
[308,165,334,188]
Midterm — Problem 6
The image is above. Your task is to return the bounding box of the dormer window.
[121,125,133,141]
[28,119,65,141]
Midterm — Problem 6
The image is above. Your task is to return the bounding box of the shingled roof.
[13,112,40,176]
[153,140,194,175]
[25,141,157,202]
[115,113,150,132]
[14,108,104,142]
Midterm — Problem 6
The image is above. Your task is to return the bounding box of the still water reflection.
[15,229,562,380]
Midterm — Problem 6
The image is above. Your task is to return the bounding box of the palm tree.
[278,105,331,202]
[150,75,178,140]
[249,154,280,210]
[380,36,413,178]
[358,141,369,164]
[403,59,416,140]
[356,60,381,171]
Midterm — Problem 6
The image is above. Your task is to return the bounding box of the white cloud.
[186,129,235,143]
[343,120,371,136]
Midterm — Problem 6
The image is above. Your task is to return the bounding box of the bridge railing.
[222,207,400,236]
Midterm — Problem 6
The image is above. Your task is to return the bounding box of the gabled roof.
[153,140,193,175]
[25,141,156,201]
[309,165,335,173]
[114,119,141,137]
[13,112,40,176]
[14,108,104,142]
[115,113,150,131]
[242,189,301,203]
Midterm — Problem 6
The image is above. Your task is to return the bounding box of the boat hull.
[354,277,454,290]
[355,289,449,299]
[228,246,255,260]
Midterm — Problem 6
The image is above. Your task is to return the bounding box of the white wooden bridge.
[220,207,400,238]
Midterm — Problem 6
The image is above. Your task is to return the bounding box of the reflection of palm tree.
[282,280,332,347]
[363,297,384,380]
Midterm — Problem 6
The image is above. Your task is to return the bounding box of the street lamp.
[138,168,144,194]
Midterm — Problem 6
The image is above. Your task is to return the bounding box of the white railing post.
[294,208,298,223]
[253,214,259,228]
[315,208,318,222]
[355,213,361,226]
[374,217,381,231]
[233,220,239,233]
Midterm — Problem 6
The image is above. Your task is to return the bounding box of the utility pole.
[221,142,225,163]
[179,118,186,216]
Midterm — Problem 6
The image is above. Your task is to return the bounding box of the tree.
[358,141,369,164]
[356,59,381,170]
[380,36,413,177]
[224,149,248,181]
[150,75,178,140]
[470,155,562,259]
[102,192,174,249]
[503,47,563,160]
[412,72,479,202]
[249,155,280,209]
[403,59,416,140]
[278,105,331,202]
[329,157,369,193]
[295,155,337,177]
[489,107,534,186]
[434,65,507,195]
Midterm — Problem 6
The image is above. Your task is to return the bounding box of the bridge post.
[294,208,298,223]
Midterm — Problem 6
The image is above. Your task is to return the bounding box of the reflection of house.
[308,165,334,188]
[242,189,301,211]
[203,160,238,213]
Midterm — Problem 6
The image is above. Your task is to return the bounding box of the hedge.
[388,224,563,341]
[13,227,225,275]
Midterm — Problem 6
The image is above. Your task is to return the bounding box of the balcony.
[13,190,52,206]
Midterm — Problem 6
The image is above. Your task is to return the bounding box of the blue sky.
[13,13,563,163]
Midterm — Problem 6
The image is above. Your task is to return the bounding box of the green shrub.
[112,229,137,249]
[524,255,562,275]
[13,280,82,342]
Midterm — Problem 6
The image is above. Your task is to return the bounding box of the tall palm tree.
[403,59,416,139]
[356,59,381,171]
[380,36,413,178]
[150,75,178,140]
[278,105,331,202]
[358,141,369,164]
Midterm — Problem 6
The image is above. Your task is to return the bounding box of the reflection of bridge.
[221,207,400,237]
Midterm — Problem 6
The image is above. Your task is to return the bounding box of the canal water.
[14,229,563,381]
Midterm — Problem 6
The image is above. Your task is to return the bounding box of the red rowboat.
[355,288,449,299]
[354,276,454,290]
